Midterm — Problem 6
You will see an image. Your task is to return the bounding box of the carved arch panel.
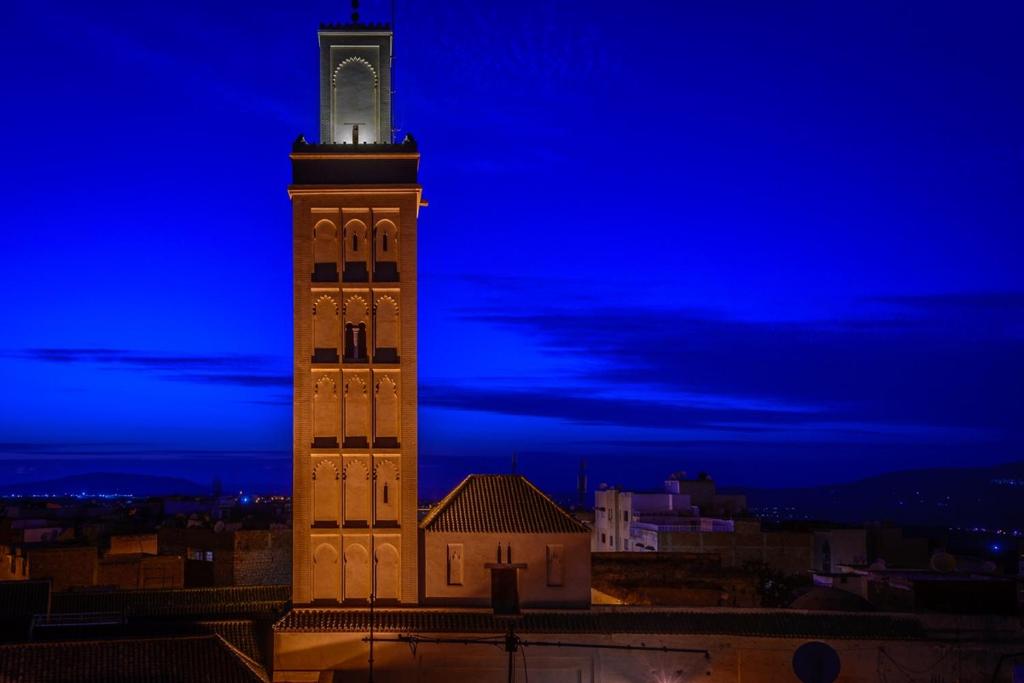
[373,295,399,363]
[312,542,339,602]
[312,375,339,448]
[373,219,399,281]
[375,542,400,601]
[343,541,371,601]
[312,219,339,282]
[312,459,340,525]
[343,295,370,362]
[343,458,370,523]
[374,459,400,523]
[374,374,400,448]
[343,373,370,448]
[343,219,369,282]
[313,295,340,363]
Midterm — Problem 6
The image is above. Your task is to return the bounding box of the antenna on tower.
[351,0,359,23]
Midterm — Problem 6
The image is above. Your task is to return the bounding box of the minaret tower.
[289,10,422,606]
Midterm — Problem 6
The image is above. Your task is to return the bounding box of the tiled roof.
[274,607,927,640]
[196,621,265,667]
[0,635,268,682]
[51,585,289,618]
[420,475,589,534]
[0,580,49,617]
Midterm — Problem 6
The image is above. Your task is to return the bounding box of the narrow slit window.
[382,234,389,252]
[352,234,358,251]
[383,482,389,504]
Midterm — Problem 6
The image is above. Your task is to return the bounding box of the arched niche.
[312,295,340,363]
[312,543,339,602]
[375,459,400,524]
[312,219,339,282]
[374,374,399,448]
[332,58,377,144]
[373,295,399,363]
[312,375,339,448]
[373,219,399,281]
[343,542,371,601]
[343,219,369,282]
[375,543,400,601]
[343,374,370,448]
[343,458,370,523]
[312,460,339,525]
[343,295,370,362]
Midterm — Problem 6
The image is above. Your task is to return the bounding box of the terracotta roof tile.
[274,607,926,640]
[51,585,289,618]
[0,635,268,682]
[420,475,589,534]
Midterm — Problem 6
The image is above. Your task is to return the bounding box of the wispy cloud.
[441,289,1024,440]
[11,348,289,389]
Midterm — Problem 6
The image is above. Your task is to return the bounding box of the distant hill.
[0,472,207,497]
[743,460,1024,530]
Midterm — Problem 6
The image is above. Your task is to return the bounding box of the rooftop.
[274,607,926,640]
[0,634,267,683]
[420,475,590,535]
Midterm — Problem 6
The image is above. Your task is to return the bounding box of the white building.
[592,474,745,552]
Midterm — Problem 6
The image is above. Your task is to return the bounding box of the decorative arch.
[344,295,370,362]
[343,458,370,523]
[312,460,340,524]
[342,219,369,281]
[375,543,400,601]
[343,374,370,447]
[312,375,339,447]
[343,542,371,600]
[373,219,399,281]
[374,374,400,448]
[375,459,400,523]
[373,295,399,362]
[331,56,378,87]
[312,219,339,282]
[312,543,339,602]
[313,295,340,362]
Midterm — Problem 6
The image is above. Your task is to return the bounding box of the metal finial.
[351,0,359,23]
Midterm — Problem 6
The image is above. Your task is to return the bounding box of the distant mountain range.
[0,472,207,497]
[742,460,1024,530]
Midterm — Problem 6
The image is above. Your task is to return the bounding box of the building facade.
[291,22,423,607]
[593,475,743,552]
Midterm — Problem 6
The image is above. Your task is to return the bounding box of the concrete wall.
[97,554,184,589]
[28,546,97,591]
[108,534,158,556]
[423,532,590,608]
[655,529,814,575]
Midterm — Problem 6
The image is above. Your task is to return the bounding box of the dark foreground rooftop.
[0,634,267,683]
[275,607,927,640]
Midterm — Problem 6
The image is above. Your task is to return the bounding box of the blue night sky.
[1,0,1022,497]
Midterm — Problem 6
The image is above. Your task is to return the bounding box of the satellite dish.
[792,641,840,683]
[930,552,956,573]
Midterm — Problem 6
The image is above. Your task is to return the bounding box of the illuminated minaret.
[289,15,422,606]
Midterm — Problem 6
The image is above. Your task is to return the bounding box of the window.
[382,234,389,252]
[382,482,389,504]
[601,533,606,544]
[204,551,214,562]
[623,511,629,521]
[352,234,358,251]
